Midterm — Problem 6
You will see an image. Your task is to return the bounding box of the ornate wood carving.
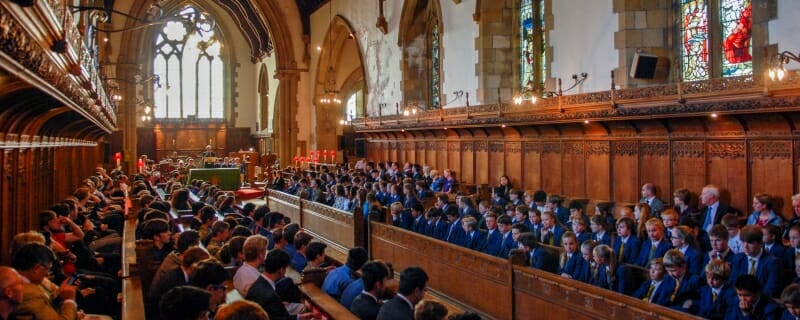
[489,142,504,153]
[523,142,542,154]
[672,141,704,158]
[613,141,637,156]
[708,142,745,159]
[586,142,610,156]
[427,141,436,150]
[641,141,669,157]
[542,142,561,154]
[461,142,474,152]
[750,141,791,160]
[564,142,584,155]
[474,141,487,152]
[438,141,447,150]
[448,142,459,152]
[302,200,354,224]
[506,142,521,153]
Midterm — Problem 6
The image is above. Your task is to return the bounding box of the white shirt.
[396,293,415,311]
[233,263,261,296]
[729,234,743,254]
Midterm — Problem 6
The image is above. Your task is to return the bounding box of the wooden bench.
[298,283,359,320]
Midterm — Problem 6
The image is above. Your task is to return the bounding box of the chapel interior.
[2,0,800,319]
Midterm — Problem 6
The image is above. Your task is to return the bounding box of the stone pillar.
[613,0,672,88]
[273,69,300,166]
[115,62,140,174]
[475,1,516,104]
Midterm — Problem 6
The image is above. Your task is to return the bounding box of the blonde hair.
[215,300,269,320]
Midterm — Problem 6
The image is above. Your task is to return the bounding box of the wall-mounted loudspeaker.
[630,52,658,79]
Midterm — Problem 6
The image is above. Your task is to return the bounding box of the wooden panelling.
[671,141,706,204]
[505,142,522,188]
[301,200,356,250]
[267,190,302,224]
[750,140,794,217]
[612,141,638,207]
[541,142,563,195]
[522,142,542,191]
[586,141,611,201]
[488,142,505,186]
[474,141,487,185]
[562,141,585,197]
[707,141,748,211]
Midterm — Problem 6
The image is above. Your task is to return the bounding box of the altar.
[187,168,240,191]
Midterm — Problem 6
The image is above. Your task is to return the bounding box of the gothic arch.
[398,0,444,109]
[313,15,367,153]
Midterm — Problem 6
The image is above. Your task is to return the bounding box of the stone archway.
[313,15,367,159]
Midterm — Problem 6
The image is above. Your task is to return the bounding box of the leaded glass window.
[721,0,752,77]
[520,0,545,90]
[681,0,709,81]
[153,6,224,119]
[429,21,440,109]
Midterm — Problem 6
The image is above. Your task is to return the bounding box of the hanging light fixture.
[318,2,342,107]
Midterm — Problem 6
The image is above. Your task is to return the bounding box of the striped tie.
[749,258,757,275]
[643,283,655,302]
[618,241,625,261]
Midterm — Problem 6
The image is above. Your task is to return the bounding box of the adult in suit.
[377,266,429,320]
[11,243,78,320]
[635,218,673,267]
[350,261,391,320]
[148,247,209,319]
[699,184,733,234]
[727,274,781,319]
[613,217,641,265]
[540,211,565,247]
[246,249,312,320]
[640,183,665,216]
[0,267,24,320]
[729,225,782,298]
[518,232,558,273]
[201,145,216,168]
[481,214,504,257]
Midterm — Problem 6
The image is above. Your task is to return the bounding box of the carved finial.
[376,0,388,34]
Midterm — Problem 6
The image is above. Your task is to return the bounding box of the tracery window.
[428,18,441,109]
[680,0,752,81]
[520,0,545,90]
[153,6,224,119]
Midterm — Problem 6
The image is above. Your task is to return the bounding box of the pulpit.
[232,151,258,184]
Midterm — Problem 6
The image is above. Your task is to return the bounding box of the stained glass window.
[720,0,752,77]
[680,0,709,81]
[520,0,545,90]
[153,6,224,119]
[429,21,440,109]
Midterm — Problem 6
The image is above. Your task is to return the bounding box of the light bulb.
[141,115,146,122]
[769,69,776,81]
[513,96,522,105]
[777,68,786,81]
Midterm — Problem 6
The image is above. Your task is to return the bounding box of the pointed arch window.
[152,6,224,119]
[428,17,441,109]
[520,0,545,91]
[680,0,752,81]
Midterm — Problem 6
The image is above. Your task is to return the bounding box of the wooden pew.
[264,189,302,225]
[122,204,146,320]
[298,283,359,320]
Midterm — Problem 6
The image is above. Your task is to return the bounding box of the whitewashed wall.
[769,0,800,72]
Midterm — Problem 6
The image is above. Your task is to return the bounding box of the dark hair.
[263,248,291,273]
[241,203,256,217]
[218,236,247,265]
[39,210,57,229]
[199,206,217,224]
[49,203,70,217]
[294,231,313,249]
[190,259,227,288]
[143,219,170,239]
[305,242,327,262]
[497,214,512,225]
[446,312,482,320]
[398,266,428,296]
[709,224,729,240]
[568,200,584,211]
[518,232,538,249]
[231,225,252,237]
[176,230,201,253]
[268,212,286,229]
[511,223,530,233]
[346,247,369,270]
[734,274,761,294]
[182,247,210,268]
[159,286,211,320]
[415,300,448,320]
[253,205,270,224]
[782,284,800,307]
[412,203,424,213]
[284,223,300,245]
[740,225,763,244]
[533,190,548,202]
[361,261,390,291]
[12,243,55,271]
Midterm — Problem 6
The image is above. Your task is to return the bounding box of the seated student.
[143,218,173,264]
[444,207,468,247]
[462,216,487,251]
[703,224,736,269]
[571,217,592,246]
[660,209,679,240]
[205,221,231,257]
[633,258,675,306]
[559,232,586,280]
[234,235,270,296]
[410,203,427,234]
[497,215,515,258]
[693,259,736,320]
[457,196,479,220]
[546,195,570,227]
[481,213,504,256]
[786,225,800,279]
[724,214,744,254]
[782,284,800,320]
[574,240,597,283]
[527,208,543,237]
[613,217,641,265]
[518,232,557,273]
[540,211,565,247]
[216,300,270,320]
[11,243,78,320]
[390,202,413,231]
[322,247,368,300]
[510,223,530,256]
[635,218,672,267]
[589,244,616,291]
[350,261,391,320]
[669,225,703,276]
[508,189,524,207]
[290,231,313,272]
[762,224,787,258]
[159,286,212,320]
[490,187,508,207]
[727,274,781,319]
[424,207,448,241]
[558,231,587,281]
[414,300,448,320]
[147,247,210,319]
[189,260,229,315]
[415,181,433,200]
[729,225,782,298]
[512,205,529,226]
[590,215,611,246]
[246,249,312,320]
[377,266,429,320]
[662,249,702,311]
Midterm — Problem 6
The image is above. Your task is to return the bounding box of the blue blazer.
[613,235,641,265]
[492,197,508,207]
[635,240,672,267]
[633,279,675,306]
[445,220,468,247]
[554,207,571,226]
[391,210,414,230]
[542,225,565,247]
[558,253,586,280]
[729,253,782,298]
[530,246,558,274]
[765,242,789,260]
[701,250,736,271]
[575,232,592,246]
[588,264,614,291]
[726,294,782,320]
[481,229,504,257]
[695,285,736,320]
[668,274,702,308]
[465,230,487,251]
[593,232,612,246]
[411,215,427,234]
[682,246,704,276]
[431,219,448,241]
[499,232,515,258]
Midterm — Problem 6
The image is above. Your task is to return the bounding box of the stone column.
[273,69,300,166]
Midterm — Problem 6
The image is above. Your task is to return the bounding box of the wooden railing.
[258,190,705,319]
[122,201,145,320]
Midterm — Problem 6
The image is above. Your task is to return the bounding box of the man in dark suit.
[350,261,391,320]
[700,184,733,233]
[728,225,781,298]
[377,266,429,320]
[201,145,216,168]
[640,183,665,216]
[246,249,312,320]
[147,247,209,319]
